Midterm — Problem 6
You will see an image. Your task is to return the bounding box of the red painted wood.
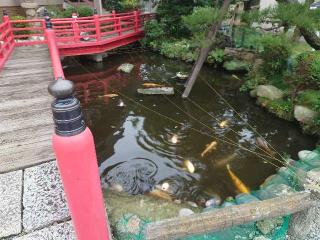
[0,11,155,71]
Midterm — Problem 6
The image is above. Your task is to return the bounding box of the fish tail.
[226,164,231,171]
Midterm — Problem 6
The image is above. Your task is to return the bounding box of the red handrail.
[0,11,155,70]
[0,15,15,71]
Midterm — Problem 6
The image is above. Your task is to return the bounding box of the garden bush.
[298,90,320,111]
[47,5,93,18]
[259,34,292,77]
[294,51,320,88]
[10,16,30,38]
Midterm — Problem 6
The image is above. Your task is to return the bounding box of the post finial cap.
[48,77,75,99]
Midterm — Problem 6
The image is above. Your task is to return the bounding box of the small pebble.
[187,201,198,208]
[179,208,194,217]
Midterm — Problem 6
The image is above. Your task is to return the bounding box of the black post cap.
[45,15,52,29]
[3,9,8,16]
[48,78,86,136]
[48,77,74,99]
[44,8,49,17]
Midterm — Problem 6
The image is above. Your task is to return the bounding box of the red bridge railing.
[0,11,154,70]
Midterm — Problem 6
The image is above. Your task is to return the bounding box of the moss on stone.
[257,97,294,121]
[104,190,200,226]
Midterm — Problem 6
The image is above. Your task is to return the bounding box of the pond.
[63,51,316,202]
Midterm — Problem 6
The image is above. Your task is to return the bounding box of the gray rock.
[294,105,317,124]
[137,87,174,95]
[298,150,320,162]
[178,208,194,217]
[250,89,257,98]
[256,85,284,100]
[117,63,134,73]
[13,221,75,240]
[23,161,70,232]
[0,170,23,238]
[256,217,283,235]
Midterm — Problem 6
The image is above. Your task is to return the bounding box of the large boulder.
[256,85,284,100]
[294,105,317,124]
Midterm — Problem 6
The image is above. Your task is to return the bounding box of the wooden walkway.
[0,46,55,173]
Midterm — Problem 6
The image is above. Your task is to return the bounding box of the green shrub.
[265,98,294,121]
[47,5,93,18]
[143,20,166,49]
[159,40,198,62]
[182,7,218,34]
[207,49,225,65]
[294,51,320,88]
[10,16,30,38]
[120,0,139,10]
[156,0,207,38]
[259,34,291,76]
[298,90,320,111]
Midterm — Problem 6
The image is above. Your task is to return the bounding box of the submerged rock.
[137,87,174,95]
[256,184,295,200]
[117,63,134,73]
[223,60,250,73]
[294,106,317,124]
[103,189,200,226]
[256,85,284,100]
[179,208,194,217]
[235,193,260,204]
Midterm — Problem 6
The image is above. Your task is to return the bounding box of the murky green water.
[63,51,316,201]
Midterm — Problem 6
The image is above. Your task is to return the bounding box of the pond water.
[63,51,316,201]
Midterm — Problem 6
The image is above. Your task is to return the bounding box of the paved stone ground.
[0,161,76,240]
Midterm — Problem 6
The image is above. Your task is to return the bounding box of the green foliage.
[159,40,198,62]
[104,0,124,11]
[260,98,294,121]
[142,20,165,49]
[156,0,208,38]
[271,2,320,32]
[259,34,291,76]
[294,51,320,87]
[207,49,225,65]
[47,5,93,18]
[120,0,140,11]
[298,90,320,111]
[10,16,30,37]
[182,7,218,34]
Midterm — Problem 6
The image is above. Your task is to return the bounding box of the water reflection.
[64,52,316,201]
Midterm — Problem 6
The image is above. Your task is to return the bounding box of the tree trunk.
[299,27,320,50]
[182,0,231,98]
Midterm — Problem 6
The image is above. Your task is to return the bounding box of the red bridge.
[0,10,153,71]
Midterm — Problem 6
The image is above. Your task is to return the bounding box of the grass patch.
[297,90,320,111]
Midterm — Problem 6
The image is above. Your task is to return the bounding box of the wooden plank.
[0,46,55,173]
[145,192,315,240]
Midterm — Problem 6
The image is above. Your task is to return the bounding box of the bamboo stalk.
[145,192,315,240]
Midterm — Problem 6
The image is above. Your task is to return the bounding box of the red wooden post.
[2,10,14,48]
[45,17,111,240]
[112,10,117,33]
[72,11,80,43]
[134,10,139,32]
[94,10,101,42]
